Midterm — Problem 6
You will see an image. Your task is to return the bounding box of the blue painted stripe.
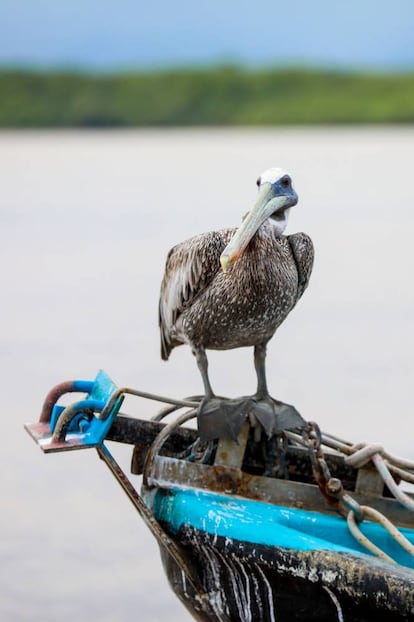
[147,487,414,569]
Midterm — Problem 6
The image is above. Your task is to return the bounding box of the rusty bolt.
[326,477,343,496]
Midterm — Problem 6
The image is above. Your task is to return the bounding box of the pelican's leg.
[254,342,269,399]
[195,346,249,442]
[251,343,306,437]
[194,346,215,398]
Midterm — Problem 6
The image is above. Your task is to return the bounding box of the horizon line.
[1,60,414,77]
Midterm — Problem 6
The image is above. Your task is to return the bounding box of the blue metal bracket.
[24,370,123,452]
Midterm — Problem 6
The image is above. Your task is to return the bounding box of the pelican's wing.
[159,229,231,360]
[287,232,314,302]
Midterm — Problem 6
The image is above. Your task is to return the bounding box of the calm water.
[2,127,414,621]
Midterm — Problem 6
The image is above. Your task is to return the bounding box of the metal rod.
[98,387,200,421]
[95,443,210,611]
[39,380,94,423]
[142,410,198,489]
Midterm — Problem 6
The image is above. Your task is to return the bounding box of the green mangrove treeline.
[1,67,414,127]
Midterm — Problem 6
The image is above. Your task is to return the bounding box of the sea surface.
[2,127,414,621]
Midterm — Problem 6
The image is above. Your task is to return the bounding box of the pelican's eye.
[256,176,261,187]
[280,175,291,188]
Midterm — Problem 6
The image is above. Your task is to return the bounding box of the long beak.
[220,183,282,272]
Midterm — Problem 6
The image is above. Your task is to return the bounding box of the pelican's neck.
[267,207,291,237]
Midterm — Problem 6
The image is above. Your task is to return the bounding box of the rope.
[347,505,414,563]
[347,509,396,564]
[300,422,414,563]
[371,454,414,513]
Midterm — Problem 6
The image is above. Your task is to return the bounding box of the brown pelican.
[159,168,314,440]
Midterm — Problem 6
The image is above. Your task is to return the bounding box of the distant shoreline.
[1,67,413,127]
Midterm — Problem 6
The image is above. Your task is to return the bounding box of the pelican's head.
[220,168,298,272]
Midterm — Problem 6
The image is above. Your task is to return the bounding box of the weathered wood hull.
[146,486,414,621]
[158,523,414,622]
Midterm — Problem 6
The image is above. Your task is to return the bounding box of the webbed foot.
[197,394,305,441]
[250,396,306,438]
[197,396,252,441]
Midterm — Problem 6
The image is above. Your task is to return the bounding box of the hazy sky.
[1,0,414,71]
